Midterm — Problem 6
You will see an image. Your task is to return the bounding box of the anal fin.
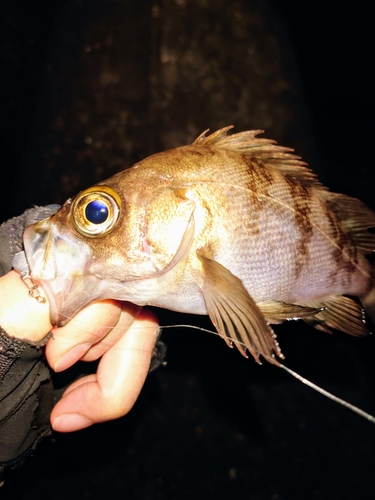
[301,295,370,337]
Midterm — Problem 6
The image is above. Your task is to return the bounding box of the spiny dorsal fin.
[193,126,325,190]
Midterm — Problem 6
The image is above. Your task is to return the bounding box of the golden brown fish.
[23,126,375,366]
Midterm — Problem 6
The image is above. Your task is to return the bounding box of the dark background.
[1,1,375,499]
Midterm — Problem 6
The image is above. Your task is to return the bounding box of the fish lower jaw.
[38,281,64,326]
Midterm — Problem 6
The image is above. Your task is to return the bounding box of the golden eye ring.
[71,186,122,237]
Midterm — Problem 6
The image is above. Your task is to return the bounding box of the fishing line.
[50,315,375,424]
[161,324,375,424]
[277,363,375,423]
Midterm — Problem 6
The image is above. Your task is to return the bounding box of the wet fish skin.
[23,126,375,365]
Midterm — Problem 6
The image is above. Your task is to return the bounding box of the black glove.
[0,205,60,276]
[0,205,59,484]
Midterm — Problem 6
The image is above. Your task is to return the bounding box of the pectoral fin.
[257,300,321,324]
[197,250,284,365]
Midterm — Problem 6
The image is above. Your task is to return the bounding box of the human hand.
[46,301,159,432]
[0,270,52,339]
[0,270,160,433]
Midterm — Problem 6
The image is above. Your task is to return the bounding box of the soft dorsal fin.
[322,192,375,254]
[193,126,325,190]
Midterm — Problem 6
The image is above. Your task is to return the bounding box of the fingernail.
[54,343,91,372]
[52,414,92,432]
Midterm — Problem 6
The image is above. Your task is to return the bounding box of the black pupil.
[85,200,109,224]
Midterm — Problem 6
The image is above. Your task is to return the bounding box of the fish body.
[23,127,375,364]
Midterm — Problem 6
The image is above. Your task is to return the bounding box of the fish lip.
[23,218,93,326]
[22,221,58,324]
[35,277,63,326]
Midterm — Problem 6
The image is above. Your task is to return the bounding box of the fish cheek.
[77,211,139,279]
[83,190,196,279]
[85,236,124,276]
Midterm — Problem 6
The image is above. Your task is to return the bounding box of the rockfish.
[23,126,375,366]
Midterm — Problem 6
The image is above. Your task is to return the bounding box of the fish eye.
[71,186,121,237]
[85,200,109,224]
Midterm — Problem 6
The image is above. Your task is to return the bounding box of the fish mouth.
[23,218,96,326]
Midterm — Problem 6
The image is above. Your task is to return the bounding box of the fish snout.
[23,219,94,326]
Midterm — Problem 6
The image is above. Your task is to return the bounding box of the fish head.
[23,177,196,326]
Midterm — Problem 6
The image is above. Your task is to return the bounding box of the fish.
[23,126,375,367]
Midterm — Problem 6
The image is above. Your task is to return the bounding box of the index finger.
[45,300,141,371]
